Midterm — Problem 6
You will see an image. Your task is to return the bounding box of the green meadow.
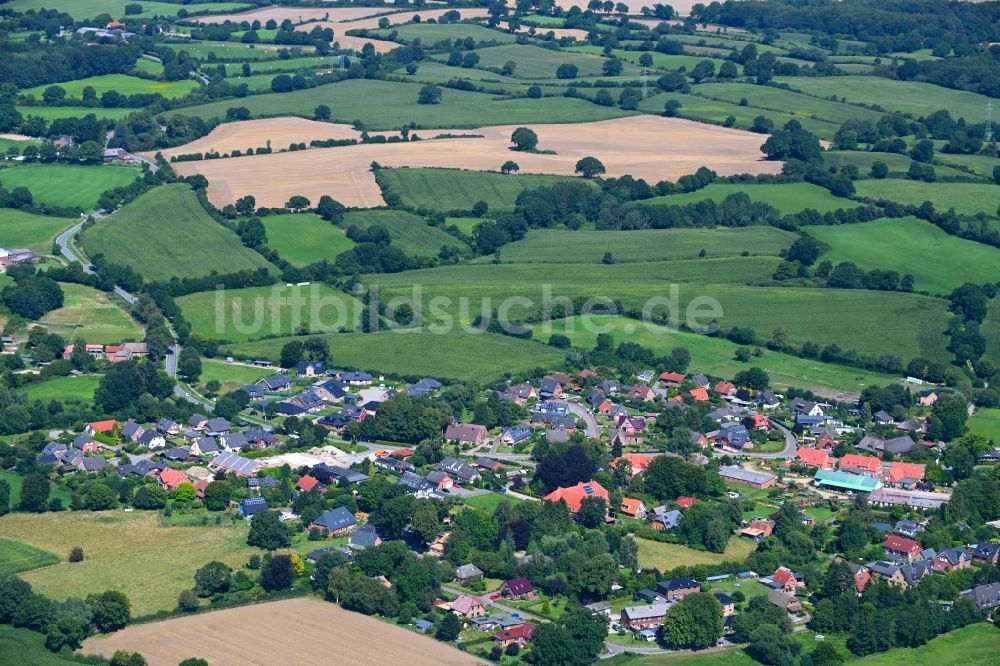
[21,73,198,100]
[530,314,897,396]
[82,184,276,281]
[378,167,588,213]
[460,43,637,79]
[807,217,1000,295]
[177,283,364,342]
[375,22,518,44]
[694,81,885,125]
[37,282,144,345]
[821,151,974,180]
[498,227,796,263]
[262,213,356,267]
[14,105,136,122]
[854,179,1000,216]
[17,374,102,402]
[640,182,857,215]
[0,163,139,209]
[0,537,60,578]
[969,408,1000,444]
[4,0,250,19]
[342,209,469,257]
[0,209,72,254]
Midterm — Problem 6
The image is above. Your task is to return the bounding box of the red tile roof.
[496,623,536,642]
[839,454,880,473]
[659,372,686,383]
[886,461,925,483]
[297,475,320,492]
[611,453,654,474]
[88,419,116,433]
[689,388,709,402]
[883,534,922,555]
[676,496,698,509]
[796,448,832,467]
[543,480,609,513]
[159,468,190,490]
[621,498,645,516]
[713,381,735,395]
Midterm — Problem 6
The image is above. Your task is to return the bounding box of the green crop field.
[969,408,1000,443]
[379,167,589,213]
[21,73,198,100]
[807,217,1000,295]
[0,626,100,666]
[262,212,355,266]
[0,209,72,254]
[198,358,275,391]
[179,78,632,128]
[131,58,164,76]
[17,374,102,402]
[935,153,1000,180]
[223,56,340,75]
[460,43,636,79]
[0,163,139,209]
[81,183,276,281]
[367,265,952,363]
[0,537,60,578]
[821,151,974,180]
[223,329,567,382]
[568,45,726,72]
[498,227,796,263]
[638,91,838,138]
[342,208,469,257]
[445,217,480,235]
[774,75,992,121]
[5,0,250,19]
[640,182,857,215]
[530,315,897,397]
[0,136,38,154]
[14,104,136,122]
[178,283,364,342]
[164,41,285,61]
[693,81,885,126]
[374,22,519,44]
[854,179,1000,216]
[38,282,143,344]
[0,512,255,616]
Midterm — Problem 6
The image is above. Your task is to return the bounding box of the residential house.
[104,342,148,362]
[973,543,1000,565]
[718,424,751,450]
[689,388,710,402]
[349,524,381,550]
[159,468,190,492]
[630,385,656,402]
[495,624,536,649]
[791,398,823,416]
[839,454,881,475]
[692,374,710,389]
[257,374,292,391]
[961,583,1000,610]
[620,603,669,631]
[243,428,276,450]
[918,389,943,407]
[161,446,193,462]
[426,471,455,493]
[814,431,837,450]
[451,595,487,619]
[771,567,803,593]
[931,547,972,572]
[543,480,609,513]
[156,418,179,435]
[204,417,231,436]
[187,413,209,430]
[713,592,736,616]
[405,377,443,397]
[86,420,116,436]
[617,415,647,433]
[444,423,488,446]
[499,577,536,601]
[220,433,248,453]
[652,509,681,531]
[208,451,259,477]
[846,563,871,593]
[767,589,803,614]
[455,564,484,583]
[893,519,924,540]
[81,457,108,473]
[239,497,268,518]
[600,380,623,395]
[586,391,613,414]
[296,360,324,377]
[584,601,613,618]
[659,372,686,387]
[883,535,924,561]
[500,425,533,446]
[657,578,700,602]
[398,471,433,494]
[374,457,413,474]
[748,414,769,430]
[137,429,165,450]
[539,378,563,399]
[757,392,781,410]
[708,406,741,422]
[713,380,735,396]
[621,498,647,519]
[676,496,698,509]
[796,448,834,468]
[501,382,537,405]
[120,421,144,444]
[311,507,358,536]
[296,475,324,493]
[438,457,481,484]
[882,462,925,489]
[191,437,219,457]
[71,435,100,454]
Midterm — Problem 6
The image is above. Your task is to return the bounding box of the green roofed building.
[814,469,882,493]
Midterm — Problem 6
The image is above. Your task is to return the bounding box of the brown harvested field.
[305,7,490,33]
[0,133,34,141]
[81,598,486,666]
[144,118,364,160]
[171,115,780,208]
[514,24,591,40]
[332,34,401,53]
[190,6,390,25]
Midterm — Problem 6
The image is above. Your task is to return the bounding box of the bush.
[177,589,200,612]
[69,546,84,562]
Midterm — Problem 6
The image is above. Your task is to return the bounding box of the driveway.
[566,401,600,439]
[440,584,548,624]
[744,421,798,460]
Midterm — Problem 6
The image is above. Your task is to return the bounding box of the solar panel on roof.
[583,486,594,494]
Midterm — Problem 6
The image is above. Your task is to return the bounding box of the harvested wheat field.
[190,6,391,25]
[171,115,780,208]
[306,7,489,33]
[514,24,591,40]
[145,118,364,160]
[82,598,486,666]
[332,34,401,53]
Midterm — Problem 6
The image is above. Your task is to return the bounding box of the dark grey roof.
[257,374,292,390]
[962,583,1000,609]
[438,457,479,482]
[195,437,219,454]
[82,457,108,472]
[205,417,231,433]
[72,435,95,450]
[156,418,177,432]
[349,524,379,549]
[399,471,432,491]
[139,430,163,446]
[222,433,248,450]
[883,436,915,454]
[187,413,208,427]
[314,506,357,532]
[161,446,192,461]
[121,421,143,437]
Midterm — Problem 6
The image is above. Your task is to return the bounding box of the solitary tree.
[500,160,519,174]
[286,195,310,210]
[575,156,606,178]
[417,84,442,105]
[510,127,538,151]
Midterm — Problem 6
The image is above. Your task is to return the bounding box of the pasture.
[969,408,1000,444]
[0,511,253,616]
[223,329,566,382]
[14,105,135,122]
[854,179,1000,216]
[498,227,797,263]
[640,182,856,215]
[376,22,518,44]
[807,217,1000,294]
[38,283,144,345]
[0,537,59,578]
[4,0,251,19]
[774,75,992,121]
[569,45,726,72]
[21,74,198,101]
[163,41,285,61]
[170,115,780,209]
[367,267,952,363]
[821,151,974,180]
[198,359,275,391]
[262,213,356,266]
[81,183,276,282]
[222,56,339,75]
[0,626,100,666]
[530,315,897,398]
[177,78,631,128]
[17,374,101,402]
[0,470,71,507]
[343,209,469,257]
[636,537,756,570]
[177,283,364,342]
[0,163,139,209]
[0,209,72,253]
[694,81,885,126]
[82,598,486,666]
[463,43,636,79]
[936,153,1000,180]
[379,167,587,212]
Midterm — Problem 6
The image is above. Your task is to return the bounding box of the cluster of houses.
[60,341,149,363]
[0,247,39,269]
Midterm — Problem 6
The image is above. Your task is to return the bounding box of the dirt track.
[170,115,781,208]
[81,598,486,666]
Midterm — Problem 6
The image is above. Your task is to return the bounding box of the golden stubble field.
[190,6,392,25]
[170,115,781,208]
[303,7,490,34]
[82,598,487,666]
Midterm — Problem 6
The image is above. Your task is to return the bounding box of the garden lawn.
[342,209,469,257]
[0,537,60,578]
[222,330,566,382]
[808,216,1000,295]
[463,493,522,512]
[37,282,144,344]
[499,227,796,263]
[177,283,364,342]
[853,179,1000,216]
[21,74,198,100]
[0,511,255,617]
[262,213,355,266]
[17,374,101,402]
[379,167,589,213]
[81,183,276,281]
[969,408,1000,444]
[178,79,632,128]
[530,315,899,397]
[774,75,992,121]
[640,182,857,215]
[14,105,135,122]
[0,163,139,209]
[636,537,756,569]
[0,209,72,254]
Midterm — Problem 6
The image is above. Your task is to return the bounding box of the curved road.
[566,401,601,439]
[744,420,798,460]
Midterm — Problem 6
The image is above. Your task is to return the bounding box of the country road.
[744,420,798,460]
[567,401,601,439]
